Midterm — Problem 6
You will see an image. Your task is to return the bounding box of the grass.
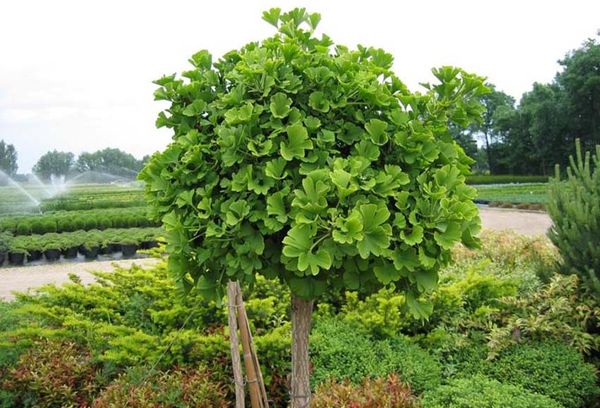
[474,183,548,204]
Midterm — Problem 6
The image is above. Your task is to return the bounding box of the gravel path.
[0,258,160,301]
[0,208,552,301]
[479,207,552,236]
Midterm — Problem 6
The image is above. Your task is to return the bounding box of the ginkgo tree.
[140,8,487,407]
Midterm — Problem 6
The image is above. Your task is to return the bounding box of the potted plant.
[119,238,139,258]
[82,240,100,260]
[8,247,28,266]
[0,234,10,266]
[43,242,62,262]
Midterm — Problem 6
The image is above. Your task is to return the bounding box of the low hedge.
[485,342,599,408]
[310,319,441,394]
[466,175,549,185]
[422,375,563,408]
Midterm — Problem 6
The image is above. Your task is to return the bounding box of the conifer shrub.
[548,139,600,296]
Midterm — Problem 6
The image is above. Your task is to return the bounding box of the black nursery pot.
[27,250,43,262]
[8,252,25,266]
[141,240,158,250]
[44,249,61,262]
[0,251,6,266]
[121,244,138,258]
[107,243,122,253]
[83,247,99,260]
[63,246,79,259]
[99,246,109,255]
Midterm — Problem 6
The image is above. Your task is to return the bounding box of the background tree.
[140,8,486,406]
[76,148,143,178]
[449,84,515,173]
[32,150,74,180]
[558,35,600,151]
[0,140,18,176]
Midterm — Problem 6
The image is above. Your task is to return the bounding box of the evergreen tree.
[547,139,600,297]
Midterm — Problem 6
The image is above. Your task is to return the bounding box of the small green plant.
[422,375,563,408]
[548,139,600,296]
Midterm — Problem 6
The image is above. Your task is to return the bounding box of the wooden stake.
[227,281,245,408]
[236,282,270,407]
[236,283,264,408]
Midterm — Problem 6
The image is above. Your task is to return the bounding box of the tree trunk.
[290,295,313,408]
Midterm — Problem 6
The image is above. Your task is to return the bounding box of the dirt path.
[479,207,552,236]
[0,258,160,301]
[0,208,552,301]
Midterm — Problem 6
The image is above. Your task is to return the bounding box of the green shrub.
[548,139,600,297]
[312,374,420,408]
[92,366,228,408]
[310,319,441,394]
[486,342,599,408]
[422,375,563,408]
[1,340,99,408]
[15,222,30,236]
[29,220,45,235]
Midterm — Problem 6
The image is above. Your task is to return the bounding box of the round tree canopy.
[140,8,487,314]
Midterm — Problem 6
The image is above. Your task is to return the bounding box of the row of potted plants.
[0,207,158,236]
[0,227,163,267]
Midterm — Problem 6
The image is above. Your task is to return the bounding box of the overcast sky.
[1,0,598,173]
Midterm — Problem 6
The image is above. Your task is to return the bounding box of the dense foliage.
[140,8,487,313]
[422,375,563,408]
[486,342,599,408]
[0,232,598,406]
[312,375,420,408]
[548,140,600,297]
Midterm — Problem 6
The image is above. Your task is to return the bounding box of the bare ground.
[0,258,160,301]
[0,208,552,301]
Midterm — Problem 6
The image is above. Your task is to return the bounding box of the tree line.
[0,144,148,181]
[454,34,600,175]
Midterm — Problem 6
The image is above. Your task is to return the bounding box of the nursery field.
[0,231,598,407]
[474,182,548,205]
[0,184,162,267]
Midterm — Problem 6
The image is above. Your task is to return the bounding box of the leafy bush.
[422,375,563,408]
[1,340,100,408]
[92,366,228,408]
[485,274,600,356]
[310,319,441,393]
[486,342,599,408]
[312,374,420,408]
[548,139,600,297]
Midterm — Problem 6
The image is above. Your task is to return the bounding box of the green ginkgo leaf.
[281,124,313,161]
[374,261,402,285]
[401,225,424,246]
[308,91,330,113]
[356,203,391,258]
[434,221,462,249]
[365,118,389,145]
[270,92,293,118]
